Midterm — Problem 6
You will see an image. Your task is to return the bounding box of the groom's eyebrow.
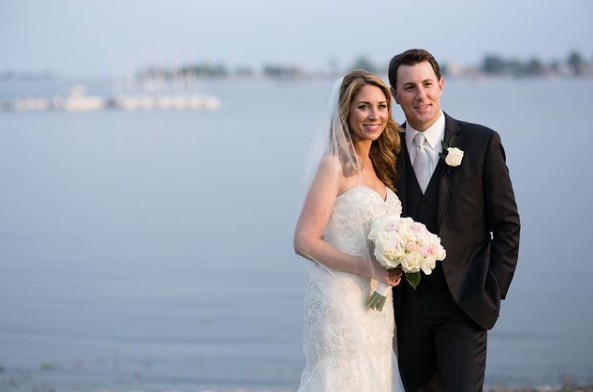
[402,79,432,88]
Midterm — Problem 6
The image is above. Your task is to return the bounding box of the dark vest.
[404,155,452,304]
[405,160,439,235]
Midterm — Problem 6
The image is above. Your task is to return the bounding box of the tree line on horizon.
[1,50,590,81]
[132,49,592,81]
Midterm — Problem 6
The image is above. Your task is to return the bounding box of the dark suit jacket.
[395,112,520,330]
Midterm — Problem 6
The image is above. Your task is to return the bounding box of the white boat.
[114,94,221,111]
[59,85,107,112]
[1,83,221,113]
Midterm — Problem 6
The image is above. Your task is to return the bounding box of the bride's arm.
[294,156,379,280]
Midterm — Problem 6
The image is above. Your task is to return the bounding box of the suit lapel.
[395,131,408,216]
[437,113,461,233]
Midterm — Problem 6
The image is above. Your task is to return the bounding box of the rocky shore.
[485,387,593,392]
[2,386,593,392]
[2,367,592,392]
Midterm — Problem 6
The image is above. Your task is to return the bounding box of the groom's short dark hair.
[388,49,442,89]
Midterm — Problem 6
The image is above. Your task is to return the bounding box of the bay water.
[0,77,592,391]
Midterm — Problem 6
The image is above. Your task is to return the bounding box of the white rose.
[420,257,436,275]
[400,254,422,273]
[445,147,464,167]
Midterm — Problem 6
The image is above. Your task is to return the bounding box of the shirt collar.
[405,110,446,150]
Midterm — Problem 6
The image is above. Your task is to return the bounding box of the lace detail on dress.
[298,187,402,392]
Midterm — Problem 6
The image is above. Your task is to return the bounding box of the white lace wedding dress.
[298,186,403,392]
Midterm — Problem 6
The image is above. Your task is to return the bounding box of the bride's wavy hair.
[336,69,401,191]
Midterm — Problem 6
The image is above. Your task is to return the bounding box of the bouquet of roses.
[366,215,446,311]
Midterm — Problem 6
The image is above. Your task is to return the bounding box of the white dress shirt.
[405,111,446,180]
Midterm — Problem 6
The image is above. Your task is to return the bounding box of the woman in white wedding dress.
[294,70,404,391]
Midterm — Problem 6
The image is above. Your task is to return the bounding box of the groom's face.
[392,61,444,132]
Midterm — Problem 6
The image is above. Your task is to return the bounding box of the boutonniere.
[439,135,463,175]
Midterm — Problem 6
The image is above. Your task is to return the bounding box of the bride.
[294,70,404,391]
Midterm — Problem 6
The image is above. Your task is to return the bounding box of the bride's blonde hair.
[337,70,401,191]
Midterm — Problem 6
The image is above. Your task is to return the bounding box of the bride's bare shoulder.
[309,155,345,193]
[317,154,342,172]
[315,155,346,182]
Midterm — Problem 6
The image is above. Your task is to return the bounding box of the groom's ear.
[390,87,400,104]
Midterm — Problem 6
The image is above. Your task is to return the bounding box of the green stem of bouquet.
[367,271,422,310]
[366,291,387,311]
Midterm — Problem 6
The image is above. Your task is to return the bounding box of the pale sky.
[1,0,591,78]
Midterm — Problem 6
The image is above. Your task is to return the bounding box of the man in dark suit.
[388,49,520,391]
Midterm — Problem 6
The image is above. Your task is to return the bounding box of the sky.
[1,0,592,78]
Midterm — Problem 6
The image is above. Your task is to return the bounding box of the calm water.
[0,77,592,391]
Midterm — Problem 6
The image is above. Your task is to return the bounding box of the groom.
[388,49,520,391]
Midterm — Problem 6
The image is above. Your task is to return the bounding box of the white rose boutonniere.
[444,147,464,167]
[440,135,463,174]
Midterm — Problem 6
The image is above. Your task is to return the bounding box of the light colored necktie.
[413,133,430,193]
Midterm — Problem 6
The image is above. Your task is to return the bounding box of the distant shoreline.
[2,72,593,83]
[2,49,593,84]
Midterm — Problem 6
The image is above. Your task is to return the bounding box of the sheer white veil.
[303,77,360,187]
[296,72,403,391]
[300,75,371,275]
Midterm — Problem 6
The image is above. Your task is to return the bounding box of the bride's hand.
[388,267,403,286]
[370,262,402,287]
